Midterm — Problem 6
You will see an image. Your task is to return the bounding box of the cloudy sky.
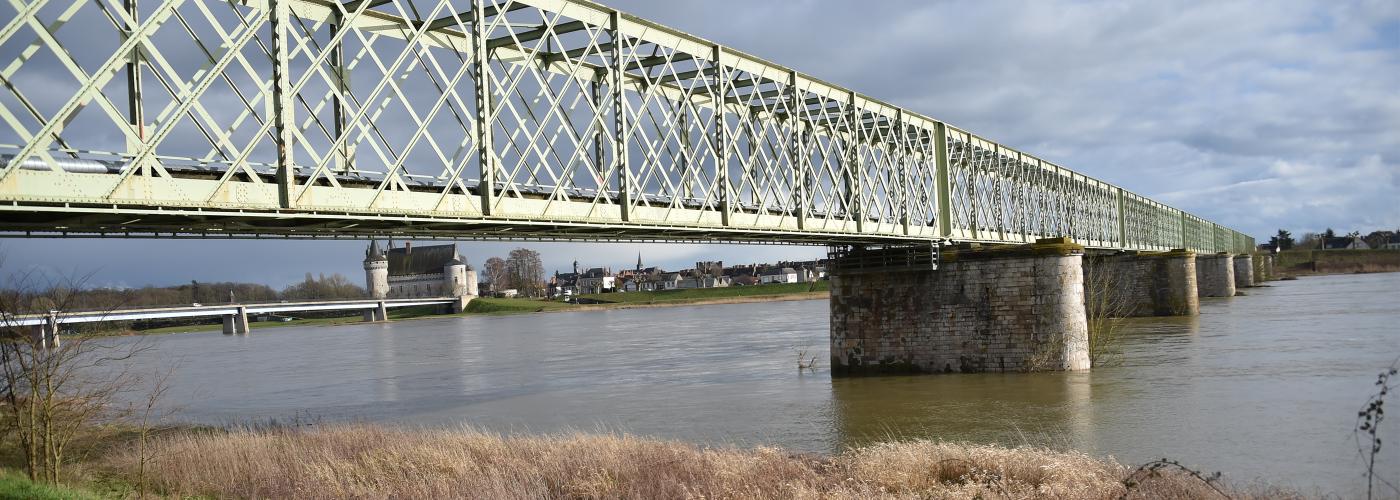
[4,0,1397,289]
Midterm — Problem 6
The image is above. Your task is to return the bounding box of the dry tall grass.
[98,425,1298,499]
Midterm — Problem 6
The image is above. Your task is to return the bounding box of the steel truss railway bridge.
[0,0,1252,252]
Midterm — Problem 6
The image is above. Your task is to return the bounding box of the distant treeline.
[7,272,366,314]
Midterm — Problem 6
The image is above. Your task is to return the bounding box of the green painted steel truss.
[0,0,1254,252]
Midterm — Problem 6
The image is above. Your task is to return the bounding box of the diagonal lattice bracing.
[0,0,1254,251]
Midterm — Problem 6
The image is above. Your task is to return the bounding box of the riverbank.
[467,281,828,315]
[7,424,1293,499]
[109,282,830,336]
[1273,248,1400,277]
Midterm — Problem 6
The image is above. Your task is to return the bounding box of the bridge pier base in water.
[1233,254,1254,288]
[1196,253,1236,297]
[363,301,389,322]
[222,306,249,335]
[1084,250,1199,317]
[29,312,59,349]
[829,238,1090,376]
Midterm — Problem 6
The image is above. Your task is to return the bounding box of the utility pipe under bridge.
[0,0,1253,253]
[7,297,469,348]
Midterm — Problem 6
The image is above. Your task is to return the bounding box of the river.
[109,272,1400,496]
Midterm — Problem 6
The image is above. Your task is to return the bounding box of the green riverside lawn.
[0,469,103,500]
[124,282,829,334]
[466,281,828,315]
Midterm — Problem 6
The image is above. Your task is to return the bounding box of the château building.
[363,241,478,299]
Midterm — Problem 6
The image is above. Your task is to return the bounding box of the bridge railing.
[0,0,1254,251]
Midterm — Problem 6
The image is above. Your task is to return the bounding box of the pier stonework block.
[1259,253,1275,281]
[1084,250,1199,317]
[829,239,1090,376]
[1233,254,1254,288]
[1196,253,1236,297]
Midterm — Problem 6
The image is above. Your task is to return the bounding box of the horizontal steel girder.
[0,0,1254,252]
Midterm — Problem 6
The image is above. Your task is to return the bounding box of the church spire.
[636,251,643,271]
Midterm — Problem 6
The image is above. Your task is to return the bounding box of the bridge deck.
[0,0,1252,252]
[4,298,455,327]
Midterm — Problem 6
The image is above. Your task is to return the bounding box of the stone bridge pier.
[1083,250,1199,317]
[829,238,1090,376]
[1233,254,1254,288]
[1196,253,1236,297]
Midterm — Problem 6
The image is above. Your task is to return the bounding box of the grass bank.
[1274,249,1400,276]
[0,469,103,500]
[464,281,828,316]
[86,424,1291,499]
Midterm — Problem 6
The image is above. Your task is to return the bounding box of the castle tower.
[363,240,389,298]
[441,245,478,297]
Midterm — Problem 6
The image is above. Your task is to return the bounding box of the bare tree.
[483,257,507,293]
[505,248,545,297]
[0,259,145,484]
[1081,257,1134,366]
[130,365,177,499]
[280,272,366,300]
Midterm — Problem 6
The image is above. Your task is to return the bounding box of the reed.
[98,425,1297,499]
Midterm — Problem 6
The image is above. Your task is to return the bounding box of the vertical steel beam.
[270,0,296,208]
[123,0,144,154]
[1116,187,1127,249]
[932,122,952,238]
[590,73,604,184]
[713,45,730,226]
[679,104,690,200]
[788,71,805,229]
[330,13,351,173]
[1180,212,1189,251]
[896,109,909,235]
[848,92,863,233]
[472,0,494,215]
[610,10,630,222]
[992,144,1004,242]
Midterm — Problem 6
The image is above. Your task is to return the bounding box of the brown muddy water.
[109,272,1400,496]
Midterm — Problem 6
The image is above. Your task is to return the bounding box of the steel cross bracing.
[0,0,1255,252]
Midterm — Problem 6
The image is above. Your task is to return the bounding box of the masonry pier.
[1233,254,1254,288]
[1257,254,1275,281]
[1084,250,1199,317]
[829,238,1090,376]
[221,306,250,335]
[1196,253,1236,297]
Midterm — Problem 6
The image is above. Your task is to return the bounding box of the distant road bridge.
[0,0,1251,252]
[9,297,465,345]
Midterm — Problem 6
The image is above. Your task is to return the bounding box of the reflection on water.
[109,272,1399,496]
[831,372,1099,451]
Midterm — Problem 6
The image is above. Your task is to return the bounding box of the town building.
[760,267,799,284]
[363,241,477,299]
[576,267,616,294]
[1322,235,1370,250]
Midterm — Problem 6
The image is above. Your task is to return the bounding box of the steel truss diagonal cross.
[0,0,1254,252]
